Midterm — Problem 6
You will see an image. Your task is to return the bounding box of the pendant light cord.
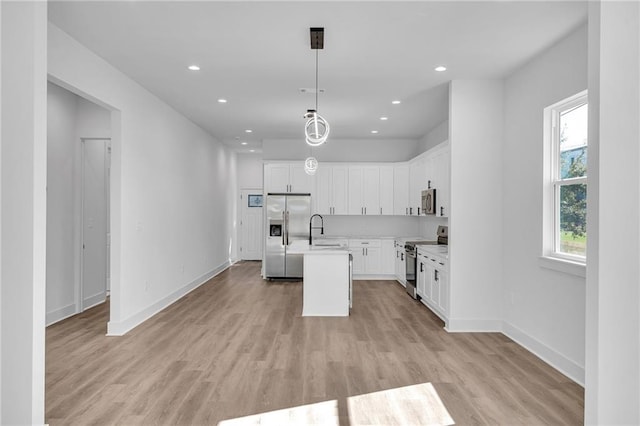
[315,47,319,112]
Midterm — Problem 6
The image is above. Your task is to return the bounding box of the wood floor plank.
[46,261,584,425]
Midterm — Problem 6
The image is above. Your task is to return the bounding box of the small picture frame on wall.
[248,194,263,208]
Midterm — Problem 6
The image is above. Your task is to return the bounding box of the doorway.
[240,189,264,261]
[80,138,111,310]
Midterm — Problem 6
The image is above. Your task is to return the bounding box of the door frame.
[239,187,264,261]
[77,137,111,313]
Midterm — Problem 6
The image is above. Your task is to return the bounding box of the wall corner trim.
[502,321,585,386]
[106,261,232,336]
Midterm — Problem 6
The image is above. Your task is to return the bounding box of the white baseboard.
[83,291,107,311]
[352,274,396,280]
[46,303,77,326]
[445,318,503,332]
[502,321,585,386]
[107,260,231,336]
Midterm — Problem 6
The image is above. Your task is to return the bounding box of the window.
[543,91,588,265]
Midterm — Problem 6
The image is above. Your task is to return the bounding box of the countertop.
[288,240,351,255]
[417,244,449,260]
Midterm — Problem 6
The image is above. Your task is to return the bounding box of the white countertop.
[417,244,449,259]
[288,240,351,255]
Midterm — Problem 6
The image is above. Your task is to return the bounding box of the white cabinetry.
[265,163,313,194]
[315,165,348,215]
[349,239,382,276]
[417,247,449,322]
[394,240,406,286]
[348,166,380,215]
[432,143,450,217]
[417,254,427,298]
[380,239,395,275]
[393,165,410,216]
[409,157,425,216]
[423,141,450,217]
[379,166,394,215]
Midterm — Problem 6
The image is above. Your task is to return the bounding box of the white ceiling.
[48,1,587,153]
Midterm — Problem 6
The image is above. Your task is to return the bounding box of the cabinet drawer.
[348,239,381,248]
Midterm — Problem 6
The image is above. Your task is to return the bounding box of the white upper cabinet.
[315,165,348,215]
[349,166,380,215]
[409,156,426,216]
[393,164,410,216]
[379,166,394,215]
[264,163,313,194]
[424,141,450,217]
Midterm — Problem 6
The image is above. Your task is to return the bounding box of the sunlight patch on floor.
[347,382,455,426]
[217,400,339,426]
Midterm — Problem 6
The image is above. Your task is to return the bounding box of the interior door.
[240,189,263,260]
[81,139,109,310]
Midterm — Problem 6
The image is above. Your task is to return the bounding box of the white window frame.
[541,91,587,276]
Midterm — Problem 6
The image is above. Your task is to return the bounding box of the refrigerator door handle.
[285,211,290,245]
[281,211,285,246]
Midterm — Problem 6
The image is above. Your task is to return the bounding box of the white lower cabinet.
[417,254,427,298]
[349,239,383,276]
[394,240,406,286]
[380,239,395,275]
[417,248,448,322]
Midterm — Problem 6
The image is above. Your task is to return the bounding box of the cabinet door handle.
[409,207,413,215]
[406,207,408,215]
[435,270,439,281]
[428,180,431,189]
[380,207,382,215]
[420,263,424,272]
[418,207,421,215]
[401,253,404,261]
[440,206,444,216]
[365,207,367,215]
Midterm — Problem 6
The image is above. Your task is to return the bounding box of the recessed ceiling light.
[380,116,388,121]
[245,129,252,133]
[187,65,200,71]
[217,98,227,103]
[392,100,401,105]
[371,130,379,134]
[249,149,255,153]
[435,66,447,72]
[241,142,248,145]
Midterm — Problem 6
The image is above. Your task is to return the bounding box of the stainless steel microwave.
[421,189,436,215]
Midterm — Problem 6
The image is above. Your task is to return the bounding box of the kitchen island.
[287,241,351,316]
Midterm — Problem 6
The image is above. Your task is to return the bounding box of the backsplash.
[321,215,446,238]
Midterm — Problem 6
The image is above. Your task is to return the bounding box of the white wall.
[417,120,449,154]
[586,3,640,423]
[448,80,504,332]
[46,82,111,325]
[48,23,237,336]
[263,138,418,162]
[1,2,47,424]
[502,24,587,384]
[237,153,263,190]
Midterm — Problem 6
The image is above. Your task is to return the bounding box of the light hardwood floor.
[46,261,583,425]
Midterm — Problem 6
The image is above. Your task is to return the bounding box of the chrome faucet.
[309,214,324,245]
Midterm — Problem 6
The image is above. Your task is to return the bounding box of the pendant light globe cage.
[304,110,330,147]
[304,156,319,175]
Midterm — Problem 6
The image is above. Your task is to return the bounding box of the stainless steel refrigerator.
[265,193,311,278]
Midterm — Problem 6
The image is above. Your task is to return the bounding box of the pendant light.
[304,156,318,175]
[304,27,330,147]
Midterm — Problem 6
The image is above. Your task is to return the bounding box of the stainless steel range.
[405,226,448,299]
